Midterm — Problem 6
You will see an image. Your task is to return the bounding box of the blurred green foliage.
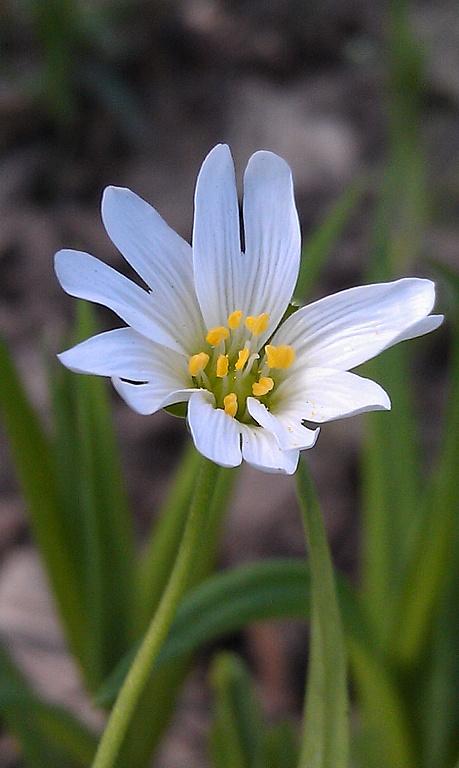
[4,0,148,137]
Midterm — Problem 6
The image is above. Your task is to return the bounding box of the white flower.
[55,145,443,474]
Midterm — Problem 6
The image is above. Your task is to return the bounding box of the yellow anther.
[223,392,238,418]
[245,313,270,336]
[235,347,250,371]
[216,354,229,378]
[188,352,210,377]
[265,344,296,369]
[252,377,274,397]
[206,326,230,347]
[228,310,243,329]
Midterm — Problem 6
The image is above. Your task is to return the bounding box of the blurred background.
[0,1,458,766]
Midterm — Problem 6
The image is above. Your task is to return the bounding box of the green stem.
[92,458,220,768]
[296,460,349,768]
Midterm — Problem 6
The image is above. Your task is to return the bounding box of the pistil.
[189,311,295,423]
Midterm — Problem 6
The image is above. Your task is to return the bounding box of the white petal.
[112,378,198,415]
[187,390,242,468]
[101,187,205,351]
[273,278,438,371]
[275,368,391,423]
[55,249,193,355]
[241,151,301,344]
[58,327,189,383]
[240,425,299,475]
[392,314,444,344]
[192,144,243,328]
[247,397,319,451]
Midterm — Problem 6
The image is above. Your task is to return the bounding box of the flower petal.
[272,278,438,371]
[392,314,444,344]
[192,144,243,328]
[240,425,299,475]
[247,397,319,451]
[112,378,197,415]
[58,327,189,383]
[187,390,242,468]
[55,249,192,354]
[101,186,205,351]
[275,368,391,423]
[241,151,301,344]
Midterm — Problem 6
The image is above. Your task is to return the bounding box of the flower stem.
[91,458,221,768]
[296,460,349,768]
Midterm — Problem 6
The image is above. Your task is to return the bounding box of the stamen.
[206,326,230,347]
[235,347,250,371]
[223,392,238,418]
[245,313,269,336]
[216,354,229,378]
[252,376,274,397]
[265,344,296,369]
[188,352,210,377]
[228,310,243,329]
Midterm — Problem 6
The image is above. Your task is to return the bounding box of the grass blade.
[98,558,364,705]
[135,443,203,633]
[350,637,417,768]
[116,464,236,768]
[0,337,87,669]
[0,641,97,767]
[296,461,348,768]
[209,652,265,768]
[263,722,298,768]
[393,269,458,665]
[360,343,421,647]
[68,303,136,686]
[294,180,364,302]
[360,0,428,649]
[98,557,412,767]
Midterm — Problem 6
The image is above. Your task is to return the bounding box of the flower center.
[188,310,295,422]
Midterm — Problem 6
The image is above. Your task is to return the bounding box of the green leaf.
[294,180,364,302]
[116,463,237,768]
[69,303,136,686]
[161,559,311,668]
[135,443,203,633]
[99,555,416,768]
[209,652,265,768]
[360,2,428,645]
[360,343,421,648]
[419,268,459,768]
[98,559,309,706]
[262,721,298,768]
[420,555,459,768]
[0,641,97,767]
[296,460,349,768]
[98,558,364,707]
[50,363,88,591]
[392,272,458,665]
[0,337,87,670]
[349,637,417,768]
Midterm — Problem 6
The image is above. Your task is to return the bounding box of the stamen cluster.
[188,310,295,422]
